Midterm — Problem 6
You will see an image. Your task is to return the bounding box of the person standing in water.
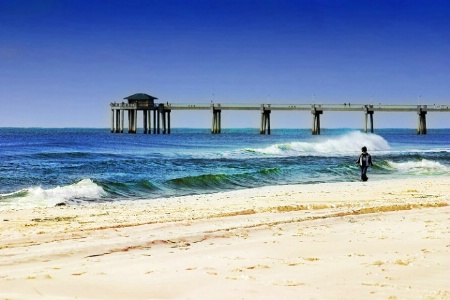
[356,146,373,181]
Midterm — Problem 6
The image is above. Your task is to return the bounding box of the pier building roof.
[124,93,158,101]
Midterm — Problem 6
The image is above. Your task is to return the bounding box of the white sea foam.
[387,159,450,175]
[0,179,106,210]
[247,131,390,156]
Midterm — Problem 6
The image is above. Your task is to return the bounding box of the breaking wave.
[387,159,450,175]
[246,131,390,156]
[0,179,106,210]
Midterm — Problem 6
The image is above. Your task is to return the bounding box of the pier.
[110,94,449,135]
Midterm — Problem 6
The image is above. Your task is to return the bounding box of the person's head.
[362,146,367,153]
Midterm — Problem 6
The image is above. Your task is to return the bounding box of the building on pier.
[124,93,157,108]
[110,93,171,134]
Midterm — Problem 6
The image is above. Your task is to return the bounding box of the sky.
[0,0,449,129]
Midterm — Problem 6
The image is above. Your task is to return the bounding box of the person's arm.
[369,155,373,166]
[356,154,361,165]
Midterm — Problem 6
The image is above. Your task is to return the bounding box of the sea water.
[1,128,449,210]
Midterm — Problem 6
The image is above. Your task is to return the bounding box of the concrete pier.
[110,93,172,135]
[127,109,138,134]
[158,104,171,134]
[260,105,271,134]
[364,105,374,133]
[143,110,148,134]
[311,105,323,135]
[417,105,427,135]
[211,105,221,134]
[110,95,449,135]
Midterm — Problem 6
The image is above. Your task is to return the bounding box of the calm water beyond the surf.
[1,128,449,210]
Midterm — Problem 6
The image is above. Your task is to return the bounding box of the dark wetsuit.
[356,152,373,181]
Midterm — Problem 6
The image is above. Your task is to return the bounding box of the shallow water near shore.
[1,128,449,209]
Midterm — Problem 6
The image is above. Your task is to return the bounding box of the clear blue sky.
[1,0,449,129]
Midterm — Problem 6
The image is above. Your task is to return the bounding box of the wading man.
[356,146,373,181]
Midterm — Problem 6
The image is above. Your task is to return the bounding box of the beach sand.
[1,177,449,300]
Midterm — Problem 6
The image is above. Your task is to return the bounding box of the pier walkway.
[110,98,449,135]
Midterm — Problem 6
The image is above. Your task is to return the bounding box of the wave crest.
[387,159,450,175]
[246,131,390,156]
[167,168,282,191]
[0,179,106,210]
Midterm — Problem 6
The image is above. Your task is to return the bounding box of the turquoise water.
[1,128,449,209]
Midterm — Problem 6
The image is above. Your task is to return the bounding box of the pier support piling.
[211,105,222,134]
[311,106,323,135]
[143,110,148,134]
[110,109,114,133]
[364,105,374,133]
[115,110,121,133]
[146,110,152,134]
[127,110,131,133]
[167,110,171,134]
[134,110,138,134]
[127,110,133,133]
[211,110,221,134]
[120,109,124,133]
[157,108,160,134]
[260,105,271,134]
[157,104,171,134]
[162,110,166,134]
[417,105,427,134]
[128,109,137,134]
[153,109,157,134]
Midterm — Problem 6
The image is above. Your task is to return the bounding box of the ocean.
[1,128,449,210]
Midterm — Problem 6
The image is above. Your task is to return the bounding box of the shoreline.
[1,177,449,299]
[0,173,448,212]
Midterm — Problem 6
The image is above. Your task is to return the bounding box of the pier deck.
[110,102,449,135]
[166,103,449,112]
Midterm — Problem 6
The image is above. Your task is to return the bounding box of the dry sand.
[0,177,449,300]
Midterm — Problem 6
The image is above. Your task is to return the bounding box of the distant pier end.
[110,94,449,135]
[110,93,171,134]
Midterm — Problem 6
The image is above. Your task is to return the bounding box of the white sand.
[0,177,449,300]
